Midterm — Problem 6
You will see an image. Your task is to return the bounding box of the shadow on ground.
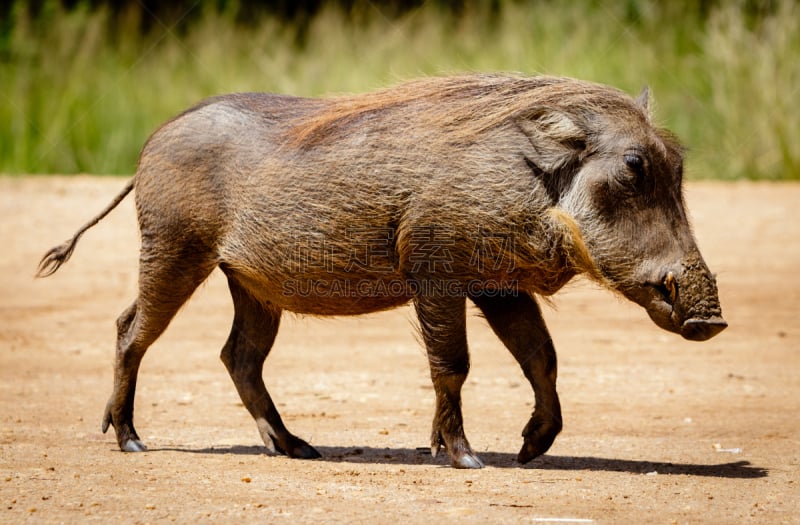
[153,445,768,478]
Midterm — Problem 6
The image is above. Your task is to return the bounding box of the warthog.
[38,74,726,468]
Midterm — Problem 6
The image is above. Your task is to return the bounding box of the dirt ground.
[0,176,797,524]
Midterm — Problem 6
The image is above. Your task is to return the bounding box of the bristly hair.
[285,73,645,148]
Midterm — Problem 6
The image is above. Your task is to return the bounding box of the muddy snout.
[660,262,727,341]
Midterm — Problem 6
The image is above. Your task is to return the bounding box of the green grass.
[1,1,798,179]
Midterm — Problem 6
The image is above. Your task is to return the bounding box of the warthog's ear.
[636,86,651,120]
[516,109,586,175]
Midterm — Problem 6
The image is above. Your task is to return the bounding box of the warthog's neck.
[503,208,590,296]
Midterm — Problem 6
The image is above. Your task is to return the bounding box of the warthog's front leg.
[471,292,562,464]
[414,293,484,469]
[220,275,320,459]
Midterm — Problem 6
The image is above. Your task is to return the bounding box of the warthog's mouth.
[680,316,728,341]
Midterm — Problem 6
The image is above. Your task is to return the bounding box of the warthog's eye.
[623,153,645,175]
[619,152,648,192]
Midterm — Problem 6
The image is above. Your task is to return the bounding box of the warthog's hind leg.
[220,275,320,459]
[415,293,484,469]
[102,301,146,452]
[102,252,214,452]
[471,292,562,464]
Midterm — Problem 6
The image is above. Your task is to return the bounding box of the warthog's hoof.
[517,441,545,465]
[275,435,321,459]
[121,439,148,452]
[518,417,561,464]
[288,442,321,460]
[431,439,485,469]
[451,452,485,469]
[102,406,147,453]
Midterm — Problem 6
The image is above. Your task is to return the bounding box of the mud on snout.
[639,254,727,341]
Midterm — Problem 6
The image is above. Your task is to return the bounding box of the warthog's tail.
[36,178,135,278]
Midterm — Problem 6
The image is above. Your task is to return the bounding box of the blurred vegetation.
[1,0,798,179]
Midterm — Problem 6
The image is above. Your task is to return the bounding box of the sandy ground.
[0,176,798,524]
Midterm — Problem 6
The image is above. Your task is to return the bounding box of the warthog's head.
[521,85,726,341]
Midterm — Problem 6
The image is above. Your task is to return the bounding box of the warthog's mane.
[286,73,644,147]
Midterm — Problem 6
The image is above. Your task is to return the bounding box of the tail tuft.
[36,235,81,278]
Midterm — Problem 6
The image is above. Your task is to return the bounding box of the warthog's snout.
[637,256,726,341]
